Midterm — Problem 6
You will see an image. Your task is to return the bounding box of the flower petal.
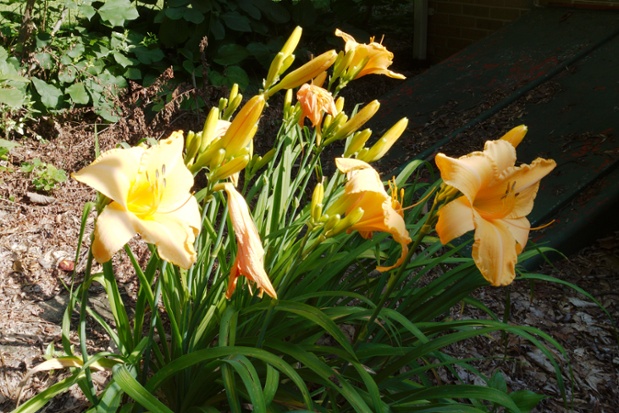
[435,151,494,203]
[436,196,475,244]
[375,199,411,272]
[509,158,557,217]
[504,216,531,253]
[336,158,384,194]
[483,139,517,177]
[72,146,144,209]
[135,198,200,269]
[471,213,519,286]
[92,202,139,263]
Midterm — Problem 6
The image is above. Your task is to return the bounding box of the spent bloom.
[73,131,202,269]
[330,158,411,272]
[434,125,556,286]
[222,183,277,299]
[297,83,338,127]
[334,29,405,80]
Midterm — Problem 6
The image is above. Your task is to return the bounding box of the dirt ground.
[1,47,618,412]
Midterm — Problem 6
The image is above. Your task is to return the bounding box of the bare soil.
[1,51,618,413]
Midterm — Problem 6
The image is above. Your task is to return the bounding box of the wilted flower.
[222,183,277,299]
[434,126,556,286]
[72,132,202,269]
[297,83,338,127]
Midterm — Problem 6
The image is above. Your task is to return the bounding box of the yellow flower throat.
[127,164,167,218]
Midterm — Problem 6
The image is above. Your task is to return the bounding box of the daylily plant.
[434,126,556,286]
[73,131,202,269]
[330,158,411,272]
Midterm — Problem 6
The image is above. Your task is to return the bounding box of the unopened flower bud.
[265,52,286,90]
[311,181,324,223]
[500,125,527,148]
[332,49,355,81]
[329,100,380,143]
[323,214,341,234]
[344,128,372,157]
[281,26,303,58]
[358,118,408,163]
[210,154,250,182]
[201,107,221,152]
[266,50,338,98]
[328,206,364,237]
[220,95,265,158]
[184,130,200,165]
[247,148,275,176]
[335,97,345,113]
[313,71,328,88]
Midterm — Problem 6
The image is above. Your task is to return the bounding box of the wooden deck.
[372,7,619,262]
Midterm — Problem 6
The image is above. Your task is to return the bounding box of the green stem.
[354,200,439,346]
[77,252,97,404]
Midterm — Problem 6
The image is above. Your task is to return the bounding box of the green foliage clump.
[20,157,67,192]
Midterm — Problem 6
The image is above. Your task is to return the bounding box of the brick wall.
[537,0,619,8]
[427,0,534,62]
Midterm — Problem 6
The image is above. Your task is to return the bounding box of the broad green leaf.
[221,12,252,32]
[164,6,185,20]
[0,87,28,108]
[79,4,96,20]
[34,52,53,70]
[238,0,261,20]
[183,6,204,24]
[58,67,77,84]
[224,66,249,90]
[0,138,19,151]
[67,83,90,105]
[98,0,139,27]
[213,44,249,66]
[254,0,290,24]
[510,390,546,412]
[67,42,86,59]
[132,46,165,65]
[210,17,225,40]
[113,51,134,68]
[31,77,62,109]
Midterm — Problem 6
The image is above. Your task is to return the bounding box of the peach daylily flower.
[72,132,202,269]
[222,183,277,299]
[335,29,405,80]
[297,83,338,127]
[334,158,411,271]
[434,126,556,286]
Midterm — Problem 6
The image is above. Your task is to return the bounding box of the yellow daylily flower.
[335,29,405,80]
[72,131,202,269]
[333,158,411,272]
[297,83,338,127]
[222,183,277,299]
[434,127,556,286]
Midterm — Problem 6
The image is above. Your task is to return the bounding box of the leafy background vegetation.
[0,0,412,130]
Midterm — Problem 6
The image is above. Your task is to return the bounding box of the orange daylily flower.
[72,132,202,269]
[334,158,411,271]
[434,126,556,286]
[297,83,338,127]
[335,29,405,80]
[222,183,277,299]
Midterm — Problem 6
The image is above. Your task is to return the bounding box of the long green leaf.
[113,364,174,413]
